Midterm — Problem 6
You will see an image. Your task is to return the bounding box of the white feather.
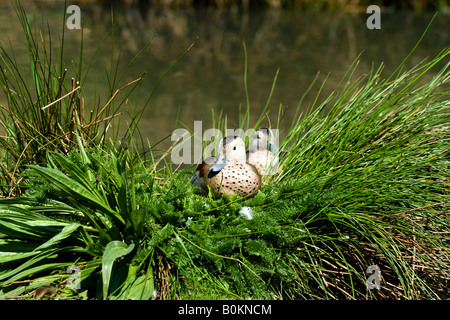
[239,206,253,220]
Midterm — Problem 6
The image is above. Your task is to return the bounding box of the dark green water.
[0,1,448,150]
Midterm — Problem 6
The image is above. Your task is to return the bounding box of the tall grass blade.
[102,241,135,299]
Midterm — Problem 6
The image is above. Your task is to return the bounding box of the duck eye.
[233,146,236,150]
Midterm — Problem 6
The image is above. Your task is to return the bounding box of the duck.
[191,135,261,198]
[247,128,280,178]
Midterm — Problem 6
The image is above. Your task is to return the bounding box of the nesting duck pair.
[191,129,279,198]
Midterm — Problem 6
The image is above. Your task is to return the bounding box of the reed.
[0,1,151,197]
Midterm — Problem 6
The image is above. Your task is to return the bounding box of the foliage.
[0,1,150,197]
[0,2,449,300]
[0,137,157,300]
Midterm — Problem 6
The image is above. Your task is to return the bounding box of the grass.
[0,1,158,197]
[0,3,449,300]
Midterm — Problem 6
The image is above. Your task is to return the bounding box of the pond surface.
[0,2,448,152]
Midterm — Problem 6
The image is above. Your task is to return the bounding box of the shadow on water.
[0,1,448,152]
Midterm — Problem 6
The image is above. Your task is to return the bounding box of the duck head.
[249,128,278,153]
[220,135,246,162]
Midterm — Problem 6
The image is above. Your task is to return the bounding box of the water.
[0,2,448,152]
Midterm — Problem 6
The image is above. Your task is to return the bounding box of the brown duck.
[247,128,280,177]
[192,136,261,198]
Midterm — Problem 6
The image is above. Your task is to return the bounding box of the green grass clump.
[0,3,448,300]
[273,48,449,298]
[0,1,152,197]
[0,135,167,299]
[0,47,448,299]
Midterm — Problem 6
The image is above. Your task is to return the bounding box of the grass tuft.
[0,2,448,300]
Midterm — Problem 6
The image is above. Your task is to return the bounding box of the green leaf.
[138,264,155,300]
[102,241,135,299]
[76,133,91,166]
[0,248,61,283]
[29,165,124,225]
[0,250,40,264]
[110,262,154,300]
[0,205,66,239]
[51,154,102,198]
[118,171,130,217]
[0,241,71,268]
[123,271,155,300]
[34,223,81,251]
[130,208,145,239]
[4,262,72,285]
